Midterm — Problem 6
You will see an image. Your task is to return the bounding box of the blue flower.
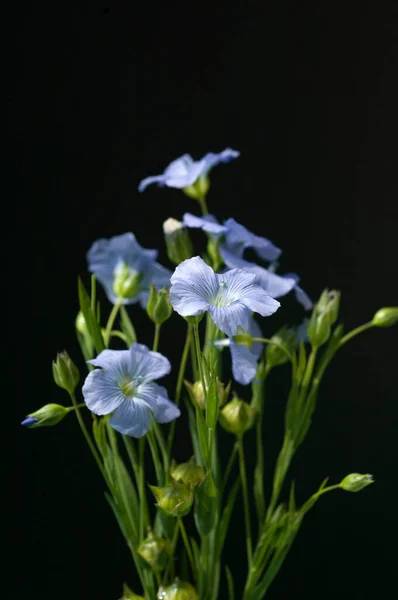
[220,247,313,311]
[87,232,172,307]
[182,213,281,263]
[82,343,180,437]
[215,317,264,385]
[138,149,240,192]
[169,256,280,337]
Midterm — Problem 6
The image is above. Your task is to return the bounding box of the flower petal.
[182,213,228,235]
[294,285,313,311]
[82,369,124,415]
[248,317,264,358]
[216,268,256,302]
[202,148,240,171]
[109,398,152,437]
[230,342,258,385]
[137,383,181,423]
[88,349,132,377]
[170,256,217,316]
[164,155,207,188]
[223,218,281,262]
[138,175,168,192]
[129,343,171,382]
[240,286,281,317]
[209,302,250,337]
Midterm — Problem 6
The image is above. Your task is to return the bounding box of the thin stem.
[153,421,170,480]
[167,325,192,455]
[148,427,163,484]
[163,518,180,584]
[138,437,147,541]
[197,194,208,215]
[104,300,122,346]
[153,323,161,352]
[251,337,294,364]
[221,441,238,493]
[193,324,206,397]
[108,330,128,343]
[301,348,317,391]
[238,436,252,569]
[300,484,341,516]
[69,392,107,482]
[338,322,373,347]
[178,518,196,579]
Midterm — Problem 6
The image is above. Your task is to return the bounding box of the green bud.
[170,458,206,487]
[147,285,173,325]
[113,262,141,299]
[266,326,297,369]
[52,351,80,395]
[219,396,255,436]
[75,311,87,334]
[137,530,170,572]
[372,307,398,328]
[149,483,194,517]
[163,218,193,265]
[206,236,223,271]
[339,473,374,492]
[183,175,210,201]
[307,289,340,349]
[157,579,199,600]
[21,403,70,428]
[184,378,230,410]
[120,583,144,600]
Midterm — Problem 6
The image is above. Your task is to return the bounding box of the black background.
[16,3,397,599]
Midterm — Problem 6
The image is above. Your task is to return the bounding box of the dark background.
[16,2,397,599]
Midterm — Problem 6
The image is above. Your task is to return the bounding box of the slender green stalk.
[338,321,373,347]
[251,337,294,363]
[108,330,128,343]
[69,392,107,483]
[198,194,208,215]
[301,348,317,391]
[167,325,192,454]
[153,421,170,480]
[222,442,239,493]
[104,300,122,346]
[163,518,180,584]
[178,518,196,579]
[122,436,140,483]
[193,324,207,397]
[138,437,147,542]
[153,323,161,352]
[148,428,163,484]
[238,436,252,568]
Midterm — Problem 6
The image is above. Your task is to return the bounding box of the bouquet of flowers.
[22,149,397,600]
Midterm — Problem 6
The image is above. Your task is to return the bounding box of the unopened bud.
[21,403,70,428]
[219,396,255,436]
[157,579,199,600]
[146,285,173,325]
[170,459,206,487]
[340,473,374,492]
[52,351,80,395]
[120,583,144,600]
[372,307,398,328]
[113,262,141,299]
[163,218,193,265]
[137,530,170,572]
[149,483,194,517]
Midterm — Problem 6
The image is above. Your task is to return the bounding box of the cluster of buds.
[308,288,341,348]
[184,378,230,410]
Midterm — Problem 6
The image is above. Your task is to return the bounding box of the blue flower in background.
[220,247,313,311]
[82,343,180,437]
[87,233,172,307]
[182,213,281,263]
[215,317,264,385]
[138,148,240,192]
[169,256,280,337]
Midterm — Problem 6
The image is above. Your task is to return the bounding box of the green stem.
[251,337,294,364]
[338,321,373,347]
[163,520,180,584]
[108,330,128,343]
[167,325,192,455]
[300,484,341,516]
[153,421,170,481]
[221,442,238,493]
[301,348,317,391]
[69,392,107,483]
[148,428,163,484]
[178,518,196,579]
[198,194,208,215]
[238,436,252,569]
[153,323,161,352]
[138,437,147,541]
[105,300,122,346]
[193,324,207,398]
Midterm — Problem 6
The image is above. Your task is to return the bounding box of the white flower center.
[211,280,238,307]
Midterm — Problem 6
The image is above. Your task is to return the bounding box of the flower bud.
[149,483,194,517]
[170,458,206,487]
[372,307,398,328]
[147,285,173,325]
[307,289,340,349]
[184,378,230,410]
[137,530,170,572]
[52,351,80,395]
[339,473,374,492]
[113,262,141,299]
[21,403,70,428]
[266,326,296,369]
[157,579,199,600]
[120,583,144,600]
[183,174,210,201]
[219,396,255,436]
[75,311,88,334]
[163,218,193,265]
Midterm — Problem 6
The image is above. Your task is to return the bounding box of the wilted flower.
[82,343,180,437]
[87,232,171,307]
[169,256,280,337]
[138,148,239,192]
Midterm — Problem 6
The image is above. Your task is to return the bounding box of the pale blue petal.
[165,156,207,188]
[216,268,257,302]
[170,256,217,316]
[182,213,228,235]
[294,285,313,311]
[138,175,168,192]
[223,218,281,262]
[230,342,258,385]
[241,288,281,316]
[137,383,181,423]
[249,317,264,358]
[109,398,151,437]
[201,148,240,171]
[87,349,132,378]
[209,302,250,337]
[129,343,171,382]
[82,369,125,415]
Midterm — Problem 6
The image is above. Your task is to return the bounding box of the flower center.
[212,280,236,307]
[119,378,137,397]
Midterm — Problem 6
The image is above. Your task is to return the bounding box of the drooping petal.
[129,343,171,382]
[138,175,168,192]
[82,369,125,415]
[109,398,152,437]
[294,285,313,311]
[240,287,281,316]
[182,213,228,235]
[249,317,264,358]
[230,342,259,385]
[223,218,281,262]
[209,302,251,337]
[137,383,181,423]
[201,148,240,171]
[169,256,218,316]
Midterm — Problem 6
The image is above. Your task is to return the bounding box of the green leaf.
[217,477,240,555]
[92,417,108,458]
[296,341,307,385]
[78,277,105,353]
[120,305,137,346]
[185,400,204,466]
[196,405,210,465]
[225,565,235,600]
[254,463,266,523]
[194,472,217,536]
[206,375,219,430]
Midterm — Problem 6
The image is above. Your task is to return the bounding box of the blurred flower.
[82,343,180,437]
[87,232,171,307]
[169,256,280,337]
[138,148,239,192]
